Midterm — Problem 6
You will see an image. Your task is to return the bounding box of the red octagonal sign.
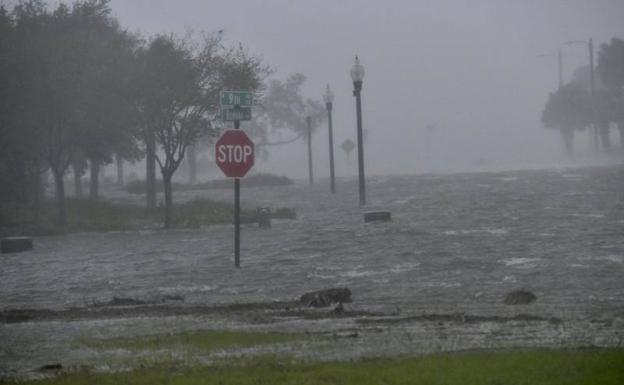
[215,130,255,178]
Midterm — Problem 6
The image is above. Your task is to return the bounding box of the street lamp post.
[564,38,598,151]
[323,84,336,194]
[538,48,563,89]
[558,48,563,89]
[351,56,366,206]
[306,113,313,185]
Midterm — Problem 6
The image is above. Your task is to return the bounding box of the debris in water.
[504,290,537,305]
[104,297,148,307]
[364,211,392,222]
[333,331,359,338]
[272,207,297,219]
[332,303,345,315]
[300,288,352,307]
[257,207,272,228]
[159,294,184,302]
[39,363,62,371]
[1,237,33,253]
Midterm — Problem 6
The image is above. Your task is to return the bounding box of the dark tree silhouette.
[597,38,624,148]
[541,83,591,154]
[136,34,269,228]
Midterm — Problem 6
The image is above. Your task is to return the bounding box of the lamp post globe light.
[351,56,366,206]
[323,84,336,194]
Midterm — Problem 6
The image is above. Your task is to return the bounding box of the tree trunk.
[116,154,124,187]
[187,145,197,185]
[599,123,611,150]
[561,129,574,155]
[163,173,173,229]
[89,161,99,200]
[52,169,67,227]
[72,163,83,198]
[32,160,44,223]
[33,164,42,218]
[146,128,156,208]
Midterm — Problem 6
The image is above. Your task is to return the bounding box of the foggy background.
[74,1,624,177]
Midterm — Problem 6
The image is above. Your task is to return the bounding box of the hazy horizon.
[44,0,624,178]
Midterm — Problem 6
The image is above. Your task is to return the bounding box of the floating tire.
[1,237,33,254]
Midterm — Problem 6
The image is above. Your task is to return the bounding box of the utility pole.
[589,38,599,151]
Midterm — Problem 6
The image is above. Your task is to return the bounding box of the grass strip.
[8,348,624,385]
[77,330,304,353]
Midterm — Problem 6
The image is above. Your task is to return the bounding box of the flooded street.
[2,164,624,377]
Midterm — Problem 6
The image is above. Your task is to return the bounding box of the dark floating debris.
[1,237,33,254]
[238,207,296,225]
[364,211,392,222]
[106,297,147,306]
[300,288,352,308]
[333,331,359,338]
[504,290,537,305]
[356,312,559,325]
[332,303,345,315]
[256,207,272,228]
[39,363,62,371]
[159,294,185,302]
[89,295,184,307]
[272,207,297,220]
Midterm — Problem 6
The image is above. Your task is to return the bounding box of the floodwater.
[2,164,624,377]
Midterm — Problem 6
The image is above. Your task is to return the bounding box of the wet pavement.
[1,164,624,378]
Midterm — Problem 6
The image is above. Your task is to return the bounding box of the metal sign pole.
[219,90,254,268]
[234,119,241,268]
[234,177,240,267]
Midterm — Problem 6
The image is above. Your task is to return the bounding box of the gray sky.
[109,0,624,178]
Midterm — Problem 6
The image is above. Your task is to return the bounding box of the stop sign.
[215,129,255,178]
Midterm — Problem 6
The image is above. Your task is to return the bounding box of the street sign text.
[220,91,253,108]
[222,107,252,121]
[215,130,255,178]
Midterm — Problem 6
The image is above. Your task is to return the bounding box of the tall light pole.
[306,109,313,185]
[558,48,563,89]
[538,48,563,89]
[351,56,366,206]
[323,84,336,194]
[564,38,597,151]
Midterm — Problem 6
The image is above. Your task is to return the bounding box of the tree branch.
[258,133,304,146]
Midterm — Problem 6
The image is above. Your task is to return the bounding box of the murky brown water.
[1,164,624,378]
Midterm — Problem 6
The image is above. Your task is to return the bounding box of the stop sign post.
[218,90,255,268]
[215,124,255,268]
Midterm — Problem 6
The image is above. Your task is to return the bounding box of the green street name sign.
[220,91,253,108]
[222,107,252,122]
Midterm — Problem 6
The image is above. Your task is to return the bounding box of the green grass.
[76,329,304,353]
[6,348,624,385]
[124,173,294,194]
[1,198,250,235]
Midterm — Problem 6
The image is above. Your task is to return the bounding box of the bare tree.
[137,34,269,227]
